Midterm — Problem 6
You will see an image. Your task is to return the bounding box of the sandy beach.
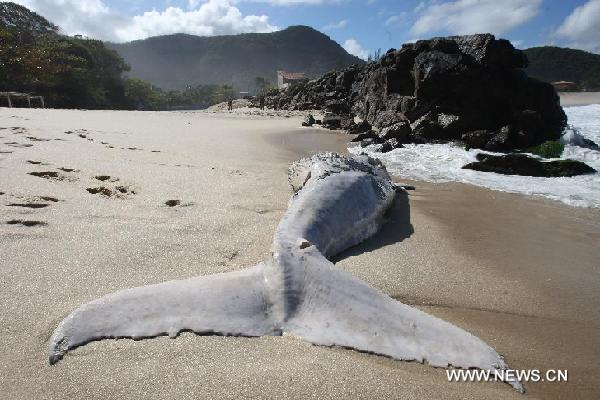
[1,108,599,399]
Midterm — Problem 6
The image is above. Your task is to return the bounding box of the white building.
[277,70,307,89]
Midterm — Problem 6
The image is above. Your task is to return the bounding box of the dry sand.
[0,108,598,399]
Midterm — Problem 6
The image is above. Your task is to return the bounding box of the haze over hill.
[107,26,364,91]
[525,46,600,91]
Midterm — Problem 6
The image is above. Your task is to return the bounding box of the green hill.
[525,46,600,91]
[107,26,364,91]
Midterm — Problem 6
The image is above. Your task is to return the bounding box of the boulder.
[380,121,411,140]
[302,114,316,127]
[462,153,596,177]
[380,138,404,153]
[347,120,372,135]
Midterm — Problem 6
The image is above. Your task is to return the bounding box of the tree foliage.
[525,46,600,91]
[0,2,246,110]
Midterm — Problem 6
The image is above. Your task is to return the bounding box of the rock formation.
[462,153,596,177]
[266,34,568,153]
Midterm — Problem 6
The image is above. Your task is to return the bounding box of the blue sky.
[13,0,600,55]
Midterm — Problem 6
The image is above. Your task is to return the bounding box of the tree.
[124,78,164,110]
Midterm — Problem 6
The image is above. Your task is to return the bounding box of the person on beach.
[259,94,265,110]
[227,98,233,111]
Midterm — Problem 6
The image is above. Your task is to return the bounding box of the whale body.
[48,152,522,392]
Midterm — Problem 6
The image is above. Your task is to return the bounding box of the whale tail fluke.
[48,263,279,365]
[282,247,524,392]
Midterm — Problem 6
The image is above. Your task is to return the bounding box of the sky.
[11,0,600,57]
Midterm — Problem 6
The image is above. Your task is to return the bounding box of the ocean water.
[349,104,600,208]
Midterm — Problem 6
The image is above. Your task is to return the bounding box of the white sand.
[1,108,598,399]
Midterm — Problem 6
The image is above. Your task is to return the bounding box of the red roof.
[279,71,306,80]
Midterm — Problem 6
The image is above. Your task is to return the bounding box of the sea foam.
[349,104,600,208]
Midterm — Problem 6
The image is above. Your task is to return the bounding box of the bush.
[527,141,565,158]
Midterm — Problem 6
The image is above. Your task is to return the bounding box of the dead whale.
[48,152,522,392]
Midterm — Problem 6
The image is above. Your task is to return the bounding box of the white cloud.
[12,0,277,42]
[385,12,406,27]
[343,38,368,60]
[556,0,600,53]
[410,0,542,38]
[322,19,348,31]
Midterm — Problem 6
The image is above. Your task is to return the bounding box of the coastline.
[1,108,598,399]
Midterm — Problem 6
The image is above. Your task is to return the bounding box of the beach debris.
[48,152,522,392]
[462,153,596,177]
[165,200,181,207]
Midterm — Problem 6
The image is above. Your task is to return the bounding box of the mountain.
[107,26,364,91]
[525,46,600,91]
[0,1,57,38]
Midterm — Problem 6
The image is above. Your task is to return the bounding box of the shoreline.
[1,108,598,399]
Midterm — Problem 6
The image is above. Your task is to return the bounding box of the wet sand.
[1,108,598,399]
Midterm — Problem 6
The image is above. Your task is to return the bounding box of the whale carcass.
[48,152,522,392]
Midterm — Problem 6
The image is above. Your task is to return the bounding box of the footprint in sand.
[29,171,59,179]
[28,171,76,181]
[7,203,50,209]
[95,175,119,182]
[6,219,47,227]
[5,142,33,148]
[87,185,135,198]
[39,196,59,202]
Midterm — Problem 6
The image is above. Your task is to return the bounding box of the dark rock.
[380,138,404,153]
[351,131,380,142]
[347,120,372,135]
[373,111,407,129]
[340,115,355,130]
[301,114,316,127]
[322,114,342,130]
[462,153,596,177]
[462,130,494,149]
[379,121,411,140]
[360,138,380,147]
